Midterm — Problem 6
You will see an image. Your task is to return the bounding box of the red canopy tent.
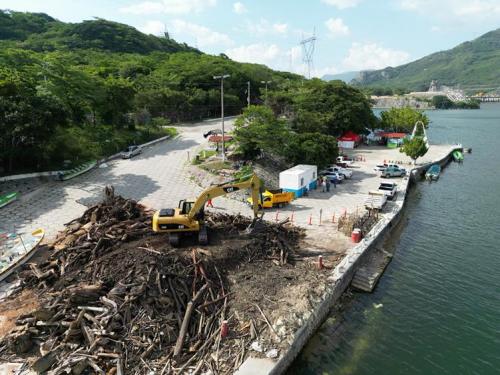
[337,131,361,149]
[338,131,362,142]
[380,132,407,139]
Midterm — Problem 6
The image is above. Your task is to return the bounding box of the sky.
[1,0,500,77]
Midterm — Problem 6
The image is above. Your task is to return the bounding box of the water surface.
[291,103,500,375]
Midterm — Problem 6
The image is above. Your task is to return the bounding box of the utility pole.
[247,81,251,107]
[261,80,271,105]
[213,74,230,161]
[300,30,316,79]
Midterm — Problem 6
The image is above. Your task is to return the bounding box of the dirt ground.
[0,290,39,339]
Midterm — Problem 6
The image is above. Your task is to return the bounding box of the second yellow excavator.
[152,173,262,246]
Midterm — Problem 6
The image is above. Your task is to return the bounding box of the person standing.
[206,198,214,208]
[326,179,331,192]
[321,178,327,193]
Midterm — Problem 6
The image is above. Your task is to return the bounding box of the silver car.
[121,145,142,159]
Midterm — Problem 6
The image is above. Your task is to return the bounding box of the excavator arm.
[188,173,262,220]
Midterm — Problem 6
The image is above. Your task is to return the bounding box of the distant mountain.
[0,10,197,54]
[353,28,500,91]
[322,71,360,83]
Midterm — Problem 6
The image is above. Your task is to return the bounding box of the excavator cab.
[179,200,194,215]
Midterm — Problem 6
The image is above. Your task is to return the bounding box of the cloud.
[325,18,350,38]
[399,0,500,20]
[139,20,165,35]
[226,43,282,66]
[170,20,233,47]
[321,0,361,9]
[246,18,289,36]
[121,0,216,15]
[233,2,247,14]
[225,43,336,78]
[342,42,410,70]
[430,25,441,32]
[273,23,288,34]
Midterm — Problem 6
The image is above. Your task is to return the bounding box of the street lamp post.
[247,81,251,107]
[213,74,230,161]
[261,80,271,105]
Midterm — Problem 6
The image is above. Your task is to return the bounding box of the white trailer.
[279,164,317,198]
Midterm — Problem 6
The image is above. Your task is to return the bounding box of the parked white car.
[336,156,354,167]
[121,145,142,159]
[322,166,353,179]
[378,181,398,200]
[373,164,402,172]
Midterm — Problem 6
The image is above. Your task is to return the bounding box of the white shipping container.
[279,165,317,197]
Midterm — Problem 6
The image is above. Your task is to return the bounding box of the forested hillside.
[0,11,302,174]
[353,28,500,91]
[0,10,375,175]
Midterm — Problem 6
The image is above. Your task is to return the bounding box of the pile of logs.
[206,213,302,265]
[337,211,379,237]
[0,187,303,373]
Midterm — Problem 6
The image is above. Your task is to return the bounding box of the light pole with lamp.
[213,74,230,161]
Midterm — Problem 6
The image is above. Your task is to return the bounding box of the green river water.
[290,103,500,375]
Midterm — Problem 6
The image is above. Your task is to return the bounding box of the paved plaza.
[0,118,247,239]
[0,118,455,243]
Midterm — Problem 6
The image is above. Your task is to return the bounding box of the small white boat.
[425,164,441,181]
[0,228,44,282]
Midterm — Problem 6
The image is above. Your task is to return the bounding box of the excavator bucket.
[244,213,264,234]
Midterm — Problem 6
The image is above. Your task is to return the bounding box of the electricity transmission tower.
[300,31,316,79]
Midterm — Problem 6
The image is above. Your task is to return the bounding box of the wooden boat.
[59,160,97,181]
[0,192,18,209]
[425,164,441,181]
[0,228,44,282]
[452,150,464,162]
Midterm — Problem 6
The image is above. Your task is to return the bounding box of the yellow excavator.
[152,173,263,246]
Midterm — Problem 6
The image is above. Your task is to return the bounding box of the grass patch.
[234,164,253,180]
[199,160,232,174]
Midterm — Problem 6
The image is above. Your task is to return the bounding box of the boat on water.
[58,160,97,181]
[0,228,44,282]
[425,164,441,181]
[452,150,464,162]
[0,192,18,209]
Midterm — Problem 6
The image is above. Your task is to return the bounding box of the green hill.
[0,10,304,174]
[0,10,196,53]
[353,28,500,91]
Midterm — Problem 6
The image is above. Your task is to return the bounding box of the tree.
[399,137,428,164]
[290,80,377,135]
[233,105,289,159]
[432,95,453,109]
[284,133,338,169]
[380,107,429,132]
[100,76,136,126]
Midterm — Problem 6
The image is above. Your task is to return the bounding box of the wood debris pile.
[337,210,379,237]
[0,187,304,374]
